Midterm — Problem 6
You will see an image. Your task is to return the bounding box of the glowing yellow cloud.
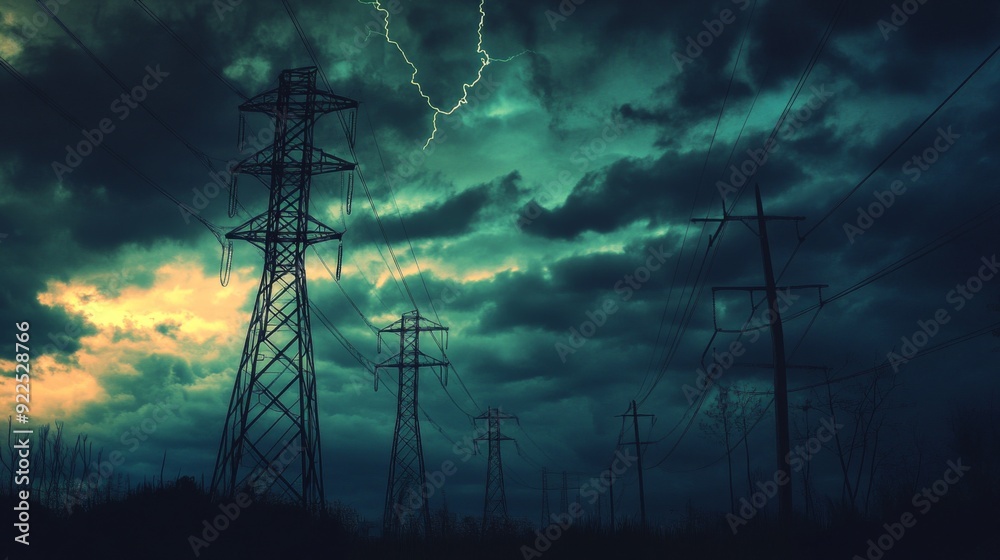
[1,259,257,421]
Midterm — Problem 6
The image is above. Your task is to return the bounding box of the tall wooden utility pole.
[692,184,823,523]
[754,184,793,521]
[617,400,654,529]
[609,460,615,533]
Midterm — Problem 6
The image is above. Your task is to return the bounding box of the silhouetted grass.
[0,472,995,559]
[3,406,998,559]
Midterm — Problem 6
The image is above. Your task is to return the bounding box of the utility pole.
[617,400,654,529]
[754,184,793,523]
[631,400,650,529]
[212,67,357,510]
[375,310,449,537]
[609,460,615,533]
[475,407,516,533]
[595,489,602,530]
[692,184,823,524]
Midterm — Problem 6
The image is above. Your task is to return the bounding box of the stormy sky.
[1,0,999,527]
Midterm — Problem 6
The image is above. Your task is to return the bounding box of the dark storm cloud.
[474,268,573,332]
[396,175,499,239]
[741,0,1000,96]
[472,241,698,342]
[345,170,523,242]
[521,151,701,239]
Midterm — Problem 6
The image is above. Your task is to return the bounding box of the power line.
[734,321,1000,396]
[803,42,1000,239]
[782,198,1000,323]
[636,0,760,404]
[650,41,1000,463]
[658,396,775,474]
[363,107,483,416]
[40,1,221,169]
[311,302,460,447]
[280,2,495,440]
[69,0,406,392]
[0,54,225,245]
[132,4,458,452]
[133,0,249,100]
[315,250,379,333]
[767,40,1000,290]
[134,0,413,338]
[282,0,420,311]
[15,2,474,476]
[636,0,848,409]
[637,8,994,474]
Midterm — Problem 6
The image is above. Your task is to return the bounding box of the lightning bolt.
[361,0,531,149]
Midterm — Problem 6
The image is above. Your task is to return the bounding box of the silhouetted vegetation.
[2,400,997,558]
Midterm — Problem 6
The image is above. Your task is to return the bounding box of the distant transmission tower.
[476,407,516,532]
[375,310,449,537]
[540,467,551,527]
[211,67,358,509]
[560,471,569,514]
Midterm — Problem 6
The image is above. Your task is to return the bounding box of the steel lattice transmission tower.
[211,67,358,509]
[540,468,551,528]
[475,407,516,533]
[375,310,449,537]
[559,470,569,514]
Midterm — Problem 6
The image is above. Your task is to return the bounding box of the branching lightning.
[360,0,531,149]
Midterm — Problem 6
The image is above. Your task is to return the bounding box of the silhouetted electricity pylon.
[475,407,516,532]
[211,67,357,510]
[375,310,449,537]
[540,468,551,528]
[559,471,569,514]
